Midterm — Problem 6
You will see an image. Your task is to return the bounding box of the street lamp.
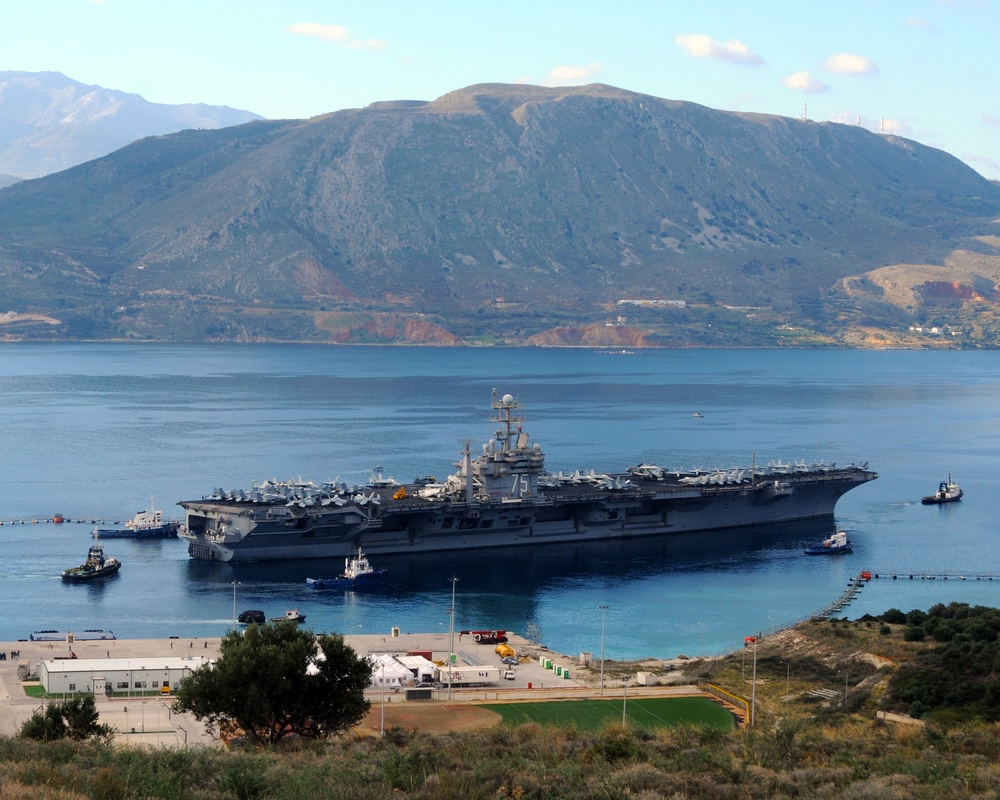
[231,580,240,630]
[750,632,759,727]
[380,661,385,737]
[598,604,609,696]
[448,576,459,700]
[779,660,790,696]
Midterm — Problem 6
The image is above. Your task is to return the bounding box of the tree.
[173,621,371,746]
[19,695,111,741]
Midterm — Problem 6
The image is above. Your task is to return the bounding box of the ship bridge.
[465,390,546,502]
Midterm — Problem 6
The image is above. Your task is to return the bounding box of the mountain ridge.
[0,70,263,179]
[1,81,999,346]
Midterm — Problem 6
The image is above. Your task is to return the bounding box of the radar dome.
[502,393,514,405]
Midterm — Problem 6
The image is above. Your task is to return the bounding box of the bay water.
[1,344,999,660]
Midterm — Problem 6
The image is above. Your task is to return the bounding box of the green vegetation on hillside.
[875,603,1000,722]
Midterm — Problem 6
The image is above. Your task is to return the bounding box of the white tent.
[369,654,411,688]
[396,654,436,682]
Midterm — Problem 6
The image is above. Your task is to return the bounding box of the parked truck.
[495,642,516,659]
[459,629,508,644]
[435,665,501,686]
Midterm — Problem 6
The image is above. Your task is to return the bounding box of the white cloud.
[674,34,765,65]
[346,38,388,50]
[287,22,386,50]
[541,63,603,85]
[782,70,829,93]
[820,53,878,75]
[288,22,349,41]
[904,17,936,29]
[983,114,1000,128]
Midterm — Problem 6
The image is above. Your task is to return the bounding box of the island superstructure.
[179,390,877,562]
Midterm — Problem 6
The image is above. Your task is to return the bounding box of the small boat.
[271,608,306,623]
[921,474,963,505]
[94,496,181,538]
[306,547,387,589]
[692,412,703,418]
[62,538,122,582]
[804,530,853,555]
[29,629,116,641]
[237,609,265,625]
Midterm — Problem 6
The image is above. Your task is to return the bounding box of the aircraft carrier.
[179,390,877,563]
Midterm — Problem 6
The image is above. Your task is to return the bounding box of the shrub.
[903,626,926,642]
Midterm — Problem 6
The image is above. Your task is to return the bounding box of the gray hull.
[181,470,874,563]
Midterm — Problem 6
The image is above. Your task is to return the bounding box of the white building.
[39,655,211,696]
[368,654,413,688]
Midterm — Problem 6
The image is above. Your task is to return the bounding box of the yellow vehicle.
[495,642,515,659]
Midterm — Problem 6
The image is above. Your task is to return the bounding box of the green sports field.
[479,696,736,731]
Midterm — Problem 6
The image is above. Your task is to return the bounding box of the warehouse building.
[39,655,211,696]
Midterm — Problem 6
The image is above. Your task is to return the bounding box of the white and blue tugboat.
[306,547,387,589]
[804,530,853,555]
[921,473,963,505]
[94,497,181,538]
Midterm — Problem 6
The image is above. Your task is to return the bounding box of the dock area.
[813,571,872,620]
[0,630,666,746]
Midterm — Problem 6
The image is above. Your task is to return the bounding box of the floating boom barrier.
[813,570,999,621]
[0,516,123,526]
[813,571,873,620]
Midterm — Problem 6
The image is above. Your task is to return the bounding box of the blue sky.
[3,0,998,180]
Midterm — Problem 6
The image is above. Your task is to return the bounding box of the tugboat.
[921,474,963,505]
[306,547,387,589]
[94,497,181,538]
[804,530,853,555]
[270,609,306,623]
[62,537,122,582]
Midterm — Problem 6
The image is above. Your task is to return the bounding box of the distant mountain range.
[0,81,998,346]
[0,70,262,179]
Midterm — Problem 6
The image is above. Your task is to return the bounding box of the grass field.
[478,696,736,731]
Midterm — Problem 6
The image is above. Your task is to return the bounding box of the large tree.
[19,695,111,741]
[173,621,371,746]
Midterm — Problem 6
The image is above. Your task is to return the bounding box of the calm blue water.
[1,344,999,659]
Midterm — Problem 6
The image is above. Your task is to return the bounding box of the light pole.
[780,660,790,696]
[750,633,759,727]
[622,677,628,727]
[448,576,458,700]
[380,661,385,737]
[231,580,240,630]
[599,604,609,696]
